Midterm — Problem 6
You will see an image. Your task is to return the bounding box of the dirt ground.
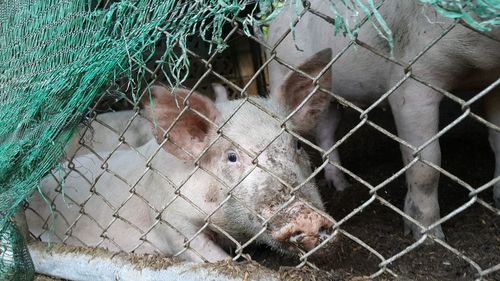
[252,99,500,280]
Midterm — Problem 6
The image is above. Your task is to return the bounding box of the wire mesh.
[25,0,499,280]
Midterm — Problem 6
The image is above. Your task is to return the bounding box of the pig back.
[26,148,159,253]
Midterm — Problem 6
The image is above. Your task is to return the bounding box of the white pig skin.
[66,110,151,157]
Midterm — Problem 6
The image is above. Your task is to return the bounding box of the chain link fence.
[24,0,499,280]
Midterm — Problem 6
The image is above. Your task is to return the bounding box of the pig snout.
[271,204,335,251]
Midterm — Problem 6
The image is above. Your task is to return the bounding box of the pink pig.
[27,49,338,262]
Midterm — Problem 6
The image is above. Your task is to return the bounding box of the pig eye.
[296,140,303,150]
[227,151,238,163]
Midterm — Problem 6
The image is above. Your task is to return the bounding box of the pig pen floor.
[251,102,500,281]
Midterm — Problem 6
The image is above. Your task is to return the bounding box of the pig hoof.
[404,220,445,244]
[324,166,350,191]
[404,193,445,243]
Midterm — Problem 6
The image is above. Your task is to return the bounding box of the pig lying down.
[27,50,337,262]
[267,0,500,241]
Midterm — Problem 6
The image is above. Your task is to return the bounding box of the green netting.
[0,1,270,277]
[0,0,498,279]
[0,218,34,280]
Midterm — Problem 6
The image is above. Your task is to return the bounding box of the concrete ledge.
[29,242,279,281]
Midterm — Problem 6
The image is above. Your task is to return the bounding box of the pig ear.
[212,83,228,103]
[143,85,220,159]
[275,48,333,133]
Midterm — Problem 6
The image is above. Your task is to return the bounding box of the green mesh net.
[0,218,34,280]
[0,0,498,279]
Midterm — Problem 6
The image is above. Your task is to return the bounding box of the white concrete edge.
[28,242,280,281]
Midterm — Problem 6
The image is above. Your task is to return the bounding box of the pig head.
[142,48,337,255]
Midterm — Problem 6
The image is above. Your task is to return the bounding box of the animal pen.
[1,1,499,280]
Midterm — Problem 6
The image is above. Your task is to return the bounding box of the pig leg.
[316,104,350,191]
[484,90,500,208]
[183,232,230,262]
[388,81,445,241]
[151,225,229,262]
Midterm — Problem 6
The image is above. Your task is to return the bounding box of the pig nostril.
[289,230,304,244]
[318,224,335,243]
[319,226,331,234]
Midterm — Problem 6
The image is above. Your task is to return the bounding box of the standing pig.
[26,50,337,262]
[267,0,500,240]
